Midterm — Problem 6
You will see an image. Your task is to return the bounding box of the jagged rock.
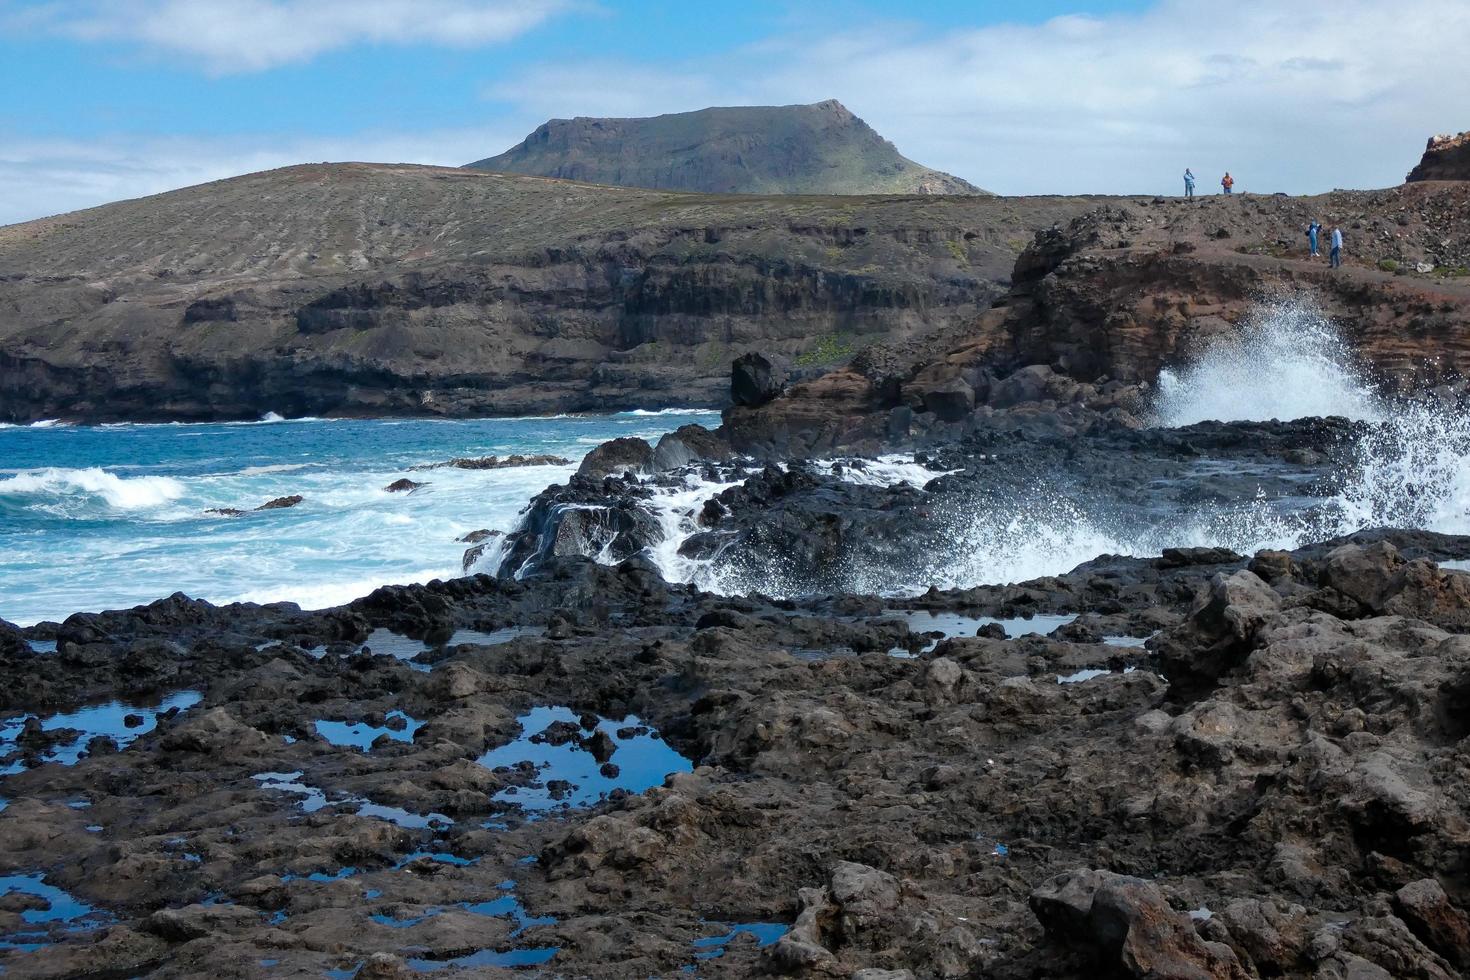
[141,903,261,941]
[768,886,839,972]
[1394,879,1470,969]
[732,352,791,408]
[1320,541,1470,628]
[411,454,569,471]
[829,861,901,932]
[1156,570,1281,690]
[255,495,303,510]
[158,708,271,755]
[356,952,410,978]
[1218,898,1312,974]
[382,478,424,492]
[1030,869,1246,979]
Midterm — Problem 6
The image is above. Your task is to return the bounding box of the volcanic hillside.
[0,162,1094,423]
[467,100,984,196]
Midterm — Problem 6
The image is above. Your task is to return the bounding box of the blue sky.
[1,0,1466,223]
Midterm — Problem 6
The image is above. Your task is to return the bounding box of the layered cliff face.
[467,100,985,196]
[724,182,1470,455]
[0,163,1102,423]
[1407,131,1470,182]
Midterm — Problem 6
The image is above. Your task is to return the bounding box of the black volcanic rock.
[577,437,653,479]
[730,351,789,407]
[467,100,985,196]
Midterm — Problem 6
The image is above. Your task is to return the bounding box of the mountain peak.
[467,101,986,196]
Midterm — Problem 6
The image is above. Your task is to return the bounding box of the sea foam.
[0,467,186,511]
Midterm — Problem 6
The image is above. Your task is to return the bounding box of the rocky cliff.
[1407,131,1470,182]
[0,163,1106,423]
[467,100,984,196]
[725,182,1470,455]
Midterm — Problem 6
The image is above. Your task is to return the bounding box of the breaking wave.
[636,295,1469,595]
[1153,296,1384,425]
[0,467,187,512]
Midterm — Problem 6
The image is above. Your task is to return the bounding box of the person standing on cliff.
[1184,169,1196,198]
[1330,225,1343,268]
[1221,172,1235,195]
[1307,220,1322,257]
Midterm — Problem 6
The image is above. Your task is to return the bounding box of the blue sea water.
[0,411,717,626]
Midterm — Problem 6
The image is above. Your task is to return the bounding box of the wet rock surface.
[4,521,1470,977]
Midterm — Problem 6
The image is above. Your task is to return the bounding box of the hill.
[0,163,1095,423]
[466,100,985,196]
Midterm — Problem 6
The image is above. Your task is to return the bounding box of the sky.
[1,0,1468,224]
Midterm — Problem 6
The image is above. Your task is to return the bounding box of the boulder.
[1218,898,1311,974]
[1320,542,1470,628]
[651,424,732,472]
[382,478,424,492]
[1394,879,1470,968]
[577,437,653,478]
[829,861,902,932]
[731,351,790,407]
[989,364,1084,409]
[1030,869,1246,979]
[1156,570,1281,690]
[919,376,975,422]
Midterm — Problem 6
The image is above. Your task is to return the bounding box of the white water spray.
[645,295,1469,596]
[1153,296,1385,426]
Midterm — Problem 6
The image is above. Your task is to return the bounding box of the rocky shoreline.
[4,407,1470,978]
[4,161,1470,978]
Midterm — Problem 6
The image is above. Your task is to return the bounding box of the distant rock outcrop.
[1407,131,1470,182]
[467,100,985,196]
[721,182,1470,457]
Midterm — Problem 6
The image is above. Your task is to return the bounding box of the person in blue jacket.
[1330,226,1343,268]
[1307,220,1322,257]
[1184,169,1196,198]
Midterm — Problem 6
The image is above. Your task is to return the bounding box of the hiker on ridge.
[1330,225,1343,268]
[1184,168,1196,198]
[1221,172,1235,195]
[1307,220,1322,257]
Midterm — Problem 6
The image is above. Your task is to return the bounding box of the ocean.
[0,410,717,626]
[2,299,1467,628]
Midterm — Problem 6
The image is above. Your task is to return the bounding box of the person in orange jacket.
[1221,172,1235,195]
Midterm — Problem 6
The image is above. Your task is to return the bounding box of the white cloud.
[3,0,1468,222]
[10,0,573,73]
[481,0,1470,195]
